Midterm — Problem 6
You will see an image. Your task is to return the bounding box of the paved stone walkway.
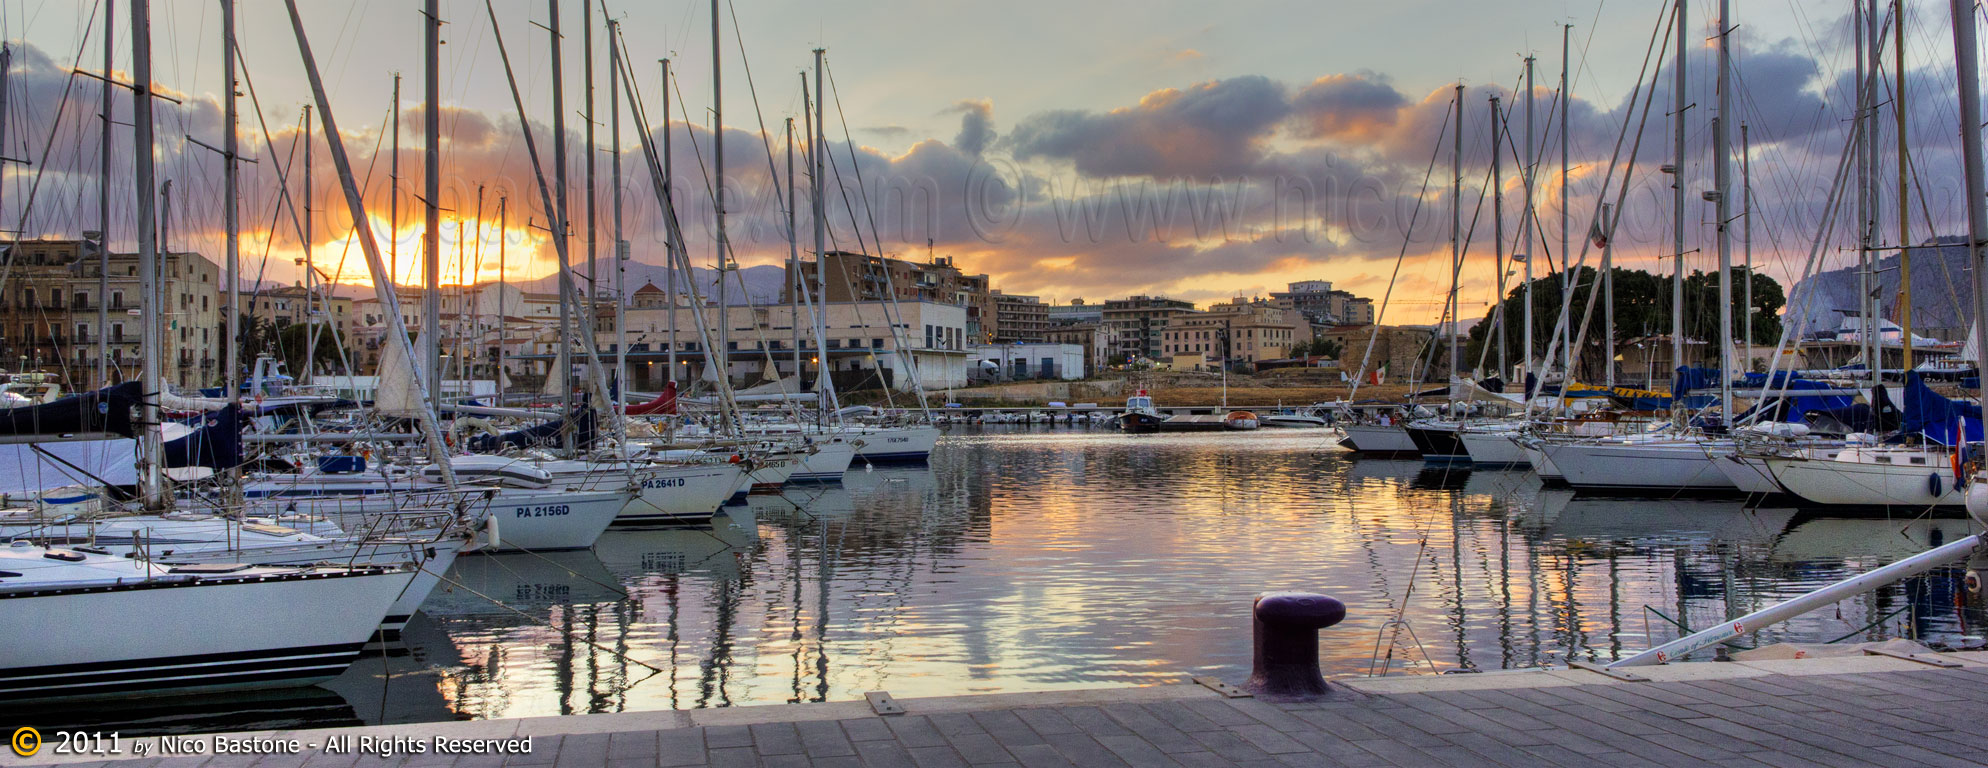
[14,653,1988,767]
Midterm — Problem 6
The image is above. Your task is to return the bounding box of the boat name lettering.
[514,504,570,518]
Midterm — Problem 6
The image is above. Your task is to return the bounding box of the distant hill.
[1785,235,1974,338]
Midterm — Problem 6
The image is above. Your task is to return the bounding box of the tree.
[1297,338,1342,359]
[275,322,341,376]
[1464,266,1782,379]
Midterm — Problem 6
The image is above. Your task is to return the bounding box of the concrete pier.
[12,653,1988,767]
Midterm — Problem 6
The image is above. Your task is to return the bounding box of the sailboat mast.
[712,0,729,393]
[812,49,833,411]
[610,15,625,423]
[1559,24,1572,377]
[222,0,240,404]
[391,74,399,289]
[788,117,801,383]
[584,0,597,315]
[1855,0,1875,383]
[1714,0,1734,425]
[423,0,443,409]
[131,0,163,510]
[497,196,507,401]
[549,0,574,449]
[662,58,676,386]
[98,0,112,389]
[1670,0,1686,381]
[1523,56,1535,384]
[1896,0,1913,373]
[1602,201,1615,388]
[1742,123,1753,371]
[1449,84,1462,389]
[1953,0,1988,394]
[304,106,315,382]
[1491,94,1506,380]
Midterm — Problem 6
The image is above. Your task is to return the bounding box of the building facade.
[1270,280,1375,326]
[1101,295,1196,363]
[615,300,968,392]
[968,343,1086,381]
[990,291,1050,343]
[0,239,221,390]
[1160,299,1312,371]
[1042,321,1118,377]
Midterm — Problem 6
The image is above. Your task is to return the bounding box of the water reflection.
[39,427,1988,733]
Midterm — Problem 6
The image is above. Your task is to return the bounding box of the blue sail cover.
[163,404,243,470]
[1730,373,1856,424]
[1902,372,1983,446]
[1670,366,1724,410]
[0,381,143,439]
[469,406,597,453]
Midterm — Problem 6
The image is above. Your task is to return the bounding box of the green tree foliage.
[1464,266,1783,379]
[275,322,342,375]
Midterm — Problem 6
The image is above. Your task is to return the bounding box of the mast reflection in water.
[64,428,1988,732]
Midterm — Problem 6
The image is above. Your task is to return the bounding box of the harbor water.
[27,427,1983,733]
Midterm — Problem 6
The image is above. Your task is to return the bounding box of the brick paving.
[17,657,1988,767]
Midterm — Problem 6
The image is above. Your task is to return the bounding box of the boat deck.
[20,652,1988,767]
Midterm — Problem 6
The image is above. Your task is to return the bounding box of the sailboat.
[1530,0,1747,494]
[1763,374,1973,508]
[0,541,419,702]
[0,0,448,701]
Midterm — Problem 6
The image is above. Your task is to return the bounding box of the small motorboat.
[1118,390,1163,433]
[1260,412,1327,428]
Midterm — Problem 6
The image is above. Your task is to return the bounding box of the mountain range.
[1785,235,1975,338]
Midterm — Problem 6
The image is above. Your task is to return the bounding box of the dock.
[14,652,1988,767]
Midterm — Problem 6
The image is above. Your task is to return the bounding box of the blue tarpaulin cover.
[1902,372,1982,446]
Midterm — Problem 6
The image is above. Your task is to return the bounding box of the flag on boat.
[1588,214,1612,249]
[1368,364,1388,386]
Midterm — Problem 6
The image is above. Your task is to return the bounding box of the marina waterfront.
[27,426,1977,736]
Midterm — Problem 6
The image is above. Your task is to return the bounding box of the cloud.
[862,124,913,139]
[948,99,996,158]
[1005,76,1291,179]
[0,6,1956,327]
[1287,73,1408,142]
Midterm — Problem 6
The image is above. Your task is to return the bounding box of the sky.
[0,0,1979,325]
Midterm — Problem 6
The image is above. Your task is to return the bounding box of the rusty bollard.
[1244,592,1345,700]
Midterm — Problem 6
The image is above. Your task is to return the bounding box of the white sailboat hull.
[1340,424,1418,453]
[745,451,799,491]
[791,440,855,483]
[1765,455,1964,507]
[0,566,413,702]
[585,463,746,527]
[1714,454,1785,496]
[250,487,625,552]
[852,425,941,462]
[1459,431,1528,467]
[1519,440,1563,480]
[3,515,465,638]
[1542,441,1738,492]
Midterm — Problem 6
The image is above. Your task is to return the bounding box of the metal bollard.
[1244,592,1345,700]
